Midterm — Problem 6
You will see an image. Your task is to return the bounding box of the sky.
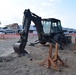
[0,0,76,29]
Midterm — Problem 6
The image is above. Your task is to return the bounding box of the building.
[5,23,20,33]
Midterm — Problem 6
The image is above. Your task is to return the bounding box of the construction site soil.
[0,34,76,75]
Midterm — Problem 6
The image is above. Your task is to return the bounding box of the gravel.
[0,35,76,75]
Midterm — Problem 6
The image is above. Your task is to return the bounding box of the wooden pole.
[48,44,52,68]
[40,43,64,71]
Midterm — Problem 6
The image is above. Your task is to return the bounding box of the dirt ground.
[0,35,76,75]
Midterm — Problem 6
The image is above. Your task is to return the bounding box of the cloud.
[41,0,61,11]
[41,2,47,6]
[0,0,62,27]
[50,0,61,2]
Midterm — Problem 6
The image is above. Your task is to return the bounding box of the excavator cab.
[39,18,64,46]
[42,18,62,34]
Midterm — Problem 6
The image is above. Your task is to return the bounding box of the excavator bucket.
[13,42,21,54]
[13,42,28,55]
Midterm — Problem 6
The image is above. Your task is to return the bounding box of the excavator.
[13,9,71,55]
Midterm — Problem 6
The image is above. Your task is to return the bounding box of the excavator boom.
[13,9,44,55]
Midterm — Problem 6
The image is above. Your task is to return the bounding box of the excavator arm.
[13,9,44,55]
